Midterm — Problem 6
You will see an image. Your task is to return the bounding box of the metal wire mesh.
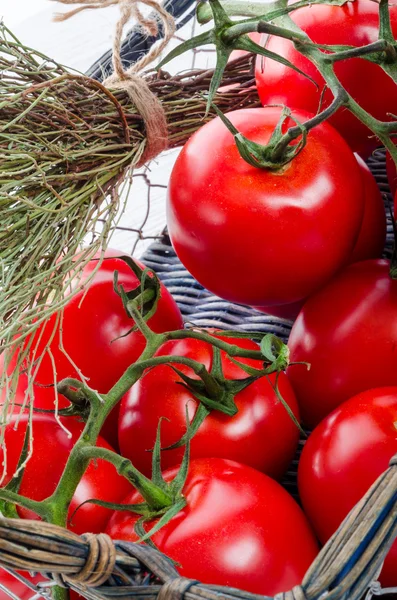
[0,3,396,599]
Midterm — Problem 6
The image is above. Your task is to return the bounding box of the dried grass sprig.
[0,21,259,419]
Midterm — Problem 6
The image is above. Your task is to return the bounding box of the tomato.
[288,259,397,428]
[168,107,364,307]
[255,0,397,156]
[106,458,319,595]
[0,414,131,534]
[253,155,385,320]
[0,570,45,600]
[119,334,300,479]
[8,251,183,447]
[298,387,397,587]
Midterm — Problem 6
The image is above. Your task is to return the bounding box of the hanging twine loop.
[53,0,175,166]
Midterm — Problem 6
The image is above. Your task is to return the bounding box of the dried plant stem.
[0,22,259,421]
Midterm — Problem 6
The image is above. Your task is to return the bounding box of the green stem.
[79,446,173,510]
[325,40,392,63]
[165,329,265,359]
[0,489,50,520]
[125,288,159,343]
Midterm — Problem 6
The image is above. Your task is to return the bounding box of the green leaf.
[68,499,151,528]
[5,418,31,494]
[235,35,317,87]
[134,516,161,551]
[229,357,269,377]
[266,372,306,436]
[162,402,210,451]
[152,417,169,489]
[206,45,233,113]
[261,334,289,367]
[169,406,192,496]
[137,498,187,543]
[112,257,161,327]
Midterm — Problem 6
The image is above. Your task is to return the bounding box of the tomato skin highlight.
[288,260,397,428]
[6,251,183,448]
[106,458,319,596]
[0,414,131,534]
[167,107,364,307]
[118,335,300,479]
[298,387,397,587]
[255,0,397,156]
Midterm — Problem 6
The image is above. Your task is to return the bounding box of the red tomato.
[255,0,397,156]
[288,260,397,428]
[252,155,385,320]
[8,251,183,447]
[0,414,131,534]
[106,458,319,595]
[298,387,397,587]
[119,335,300,479]
[168,107,364,307]
[0,570,45,600]
[253,300,304,321]
[387,150,397,196]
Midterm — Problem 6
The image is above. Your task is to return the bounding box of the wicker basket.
[0,153,395,600]
[0,7,396,598]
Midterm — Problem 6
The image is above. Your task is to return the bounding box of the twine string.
[53,0,175,165]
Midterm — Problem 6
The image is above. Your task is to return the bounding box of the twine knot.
[53,533,116,589]
[158,577,200,600]
[53,0,175,166]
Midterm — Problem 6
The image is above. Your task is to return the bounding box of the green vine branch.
[163,0,397,171]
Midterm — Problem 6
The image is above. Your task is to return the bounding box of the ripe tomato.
[253,155,385,320]
[0,571,45,600]
[298,387,397,587]
[288,260,397,428]
[106,458,319,595]
[0,414,131,534]
[255,0,397,156]
[168,107,364,307]
[8,251,183,447]
[119,335,300,479]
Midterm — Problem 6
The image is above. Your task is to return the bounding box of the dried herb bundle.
[0,22,259,414]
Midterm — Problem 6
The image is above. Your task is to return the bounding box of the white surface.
[0,0,213,255]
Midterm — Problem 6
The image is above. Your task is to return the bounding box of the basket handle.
[0,454,396,600]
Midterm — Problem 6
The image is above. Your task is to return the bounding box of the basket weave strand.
[0,452,396,600]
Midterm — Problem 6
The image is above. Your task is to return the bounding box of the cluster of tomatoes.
[2,0,397,598]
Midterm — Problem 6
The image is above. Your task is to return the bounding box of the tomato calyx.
[213,103,307,169]
[112,255,162,334]
[76,415,191,544]
[161,345,260,451]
